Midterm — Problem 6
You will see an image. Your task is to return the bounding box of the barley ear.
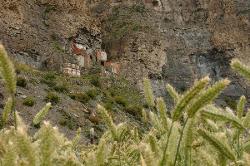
[149,111,163,133]
[148,133,159,156]
[72,128,81,149]
[96,138,106,165]
[140,144,154,166]
[16,112,27,133]
[156,97,168,129]
[243,109,250,128]
[243,141,250,154]
[182,118,194,166]
[0,44,16,95]
[97,105,117,140]
[187,79,230,118]
[166,122,180,165]
[237,96,246,119]
[35,122,57,166]
[166,84,180,104]
[172,76,210,121]
[2,142,17,166]
[33,103,52,125]
[198,129,236,161]
[140,154,147,166]
[143,78,155,107]
[2,97,14,125]
[231,59,250,81]
[15,128,36,165]
[202,105,244,129]
[142,109,148,123]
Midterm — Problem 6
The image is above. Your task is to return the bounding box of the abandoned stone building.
[63,63,81,77]
[62,31,120,77]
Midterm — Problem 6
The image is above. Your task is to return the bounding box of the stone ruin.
[63,28,121,77]
[63,63,81,77]
[103,61,120,75]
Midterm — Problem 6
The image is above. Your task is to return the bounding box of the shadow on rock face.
[150,48,250,109]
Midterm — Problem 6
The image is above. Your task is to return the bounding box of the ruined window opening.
[101,61,104,66]
[152,0,159,7]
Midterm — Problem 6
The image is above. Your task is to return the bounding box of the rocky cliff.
[1,0,250,106]
[93,0,250,106]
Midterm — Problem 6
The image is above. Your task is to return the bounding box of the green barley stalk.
[96,138,106,165]
[33,103,52,125]
[0,44,17,128]
[15,130,37,165]
[187,79,230,118]
[237,96,246,119]
[148,133,159,157]
[2,97,14,125]
[231,59,250,81]
[174,79,229,165]
[0,44,16,95]
[72,128,81,150]
[156,97,168,129]
[143,78,155,108]
[35,122,57,166]
[182,118,194,166]
[243,109,250,128]
[172,76,210,121]
[140,154,147,166]
[160,77,209,165]
[97,105,118,140]
[2,142,17,166]
[198,129,236,161]
[201,105,244,129]
[166,84,180,104]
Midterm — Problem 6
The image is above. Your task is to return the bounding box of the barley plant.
[1,43,250,165]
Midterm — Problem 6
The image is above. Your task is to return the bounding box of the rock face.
[95,0,250,106]
[1,0,250,106]
[0,0,100,70]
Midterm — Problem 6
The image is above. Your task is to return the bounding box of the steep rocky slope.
[1,0,250,112]
[92,0,250,106]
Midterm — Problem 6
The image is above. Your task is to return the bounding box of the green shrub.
[23,97,35,107]
[16,77,27,87]
[44,72,56,80]
[69,93,90,104]
[124,105,142,117]
[114,96,128,107]
[104,101,114,111]
[86,89,99,99]
[41,72,57,87]
[58,113,77,130]
[45,92,60,104]
[53,83,69,93]
[90,76,101,87]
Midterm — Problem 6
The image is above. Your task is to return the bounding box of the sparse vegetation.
[2,44,250,165]
[16,76,27,87]
[114,96,128,107]
[69,92,90,104]
[58,110,78,130]
[45,92,60,104]
[124,104,142,117]
[53,82,69,93]
[86,89,99,99]
[90,76,101,87]
[41,71,57,87]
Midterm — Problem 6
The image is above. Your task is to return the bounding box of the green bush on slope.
[2,43,250,165]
